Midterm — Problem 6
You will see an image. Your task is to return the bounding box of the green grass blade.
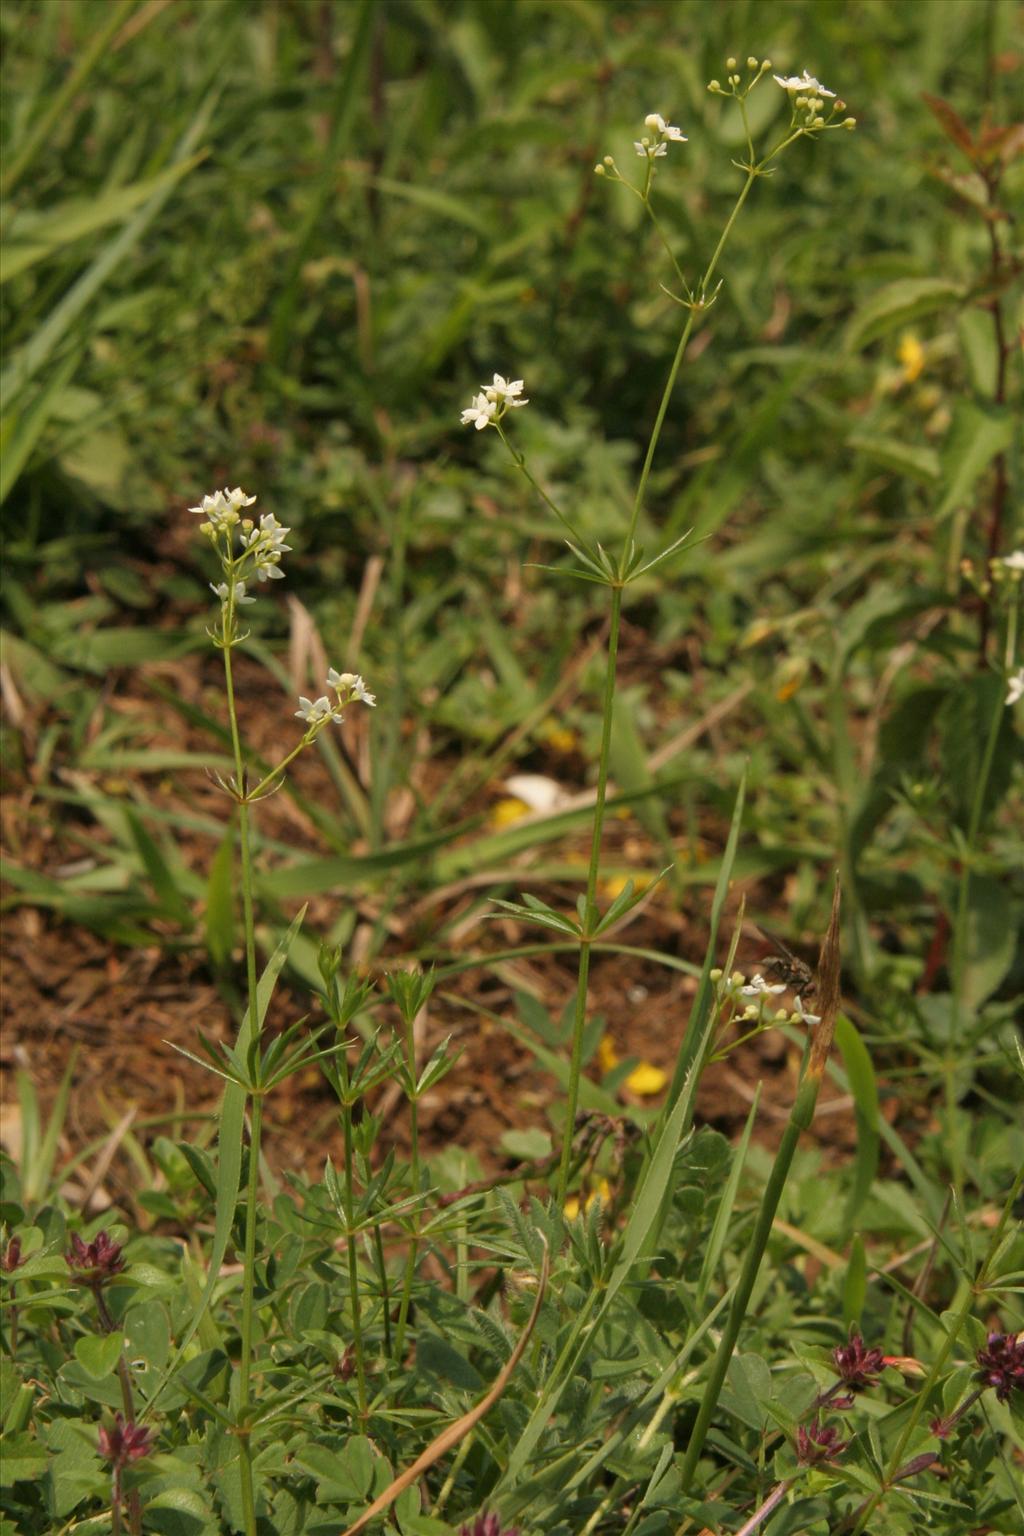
[696,1085,761,1308]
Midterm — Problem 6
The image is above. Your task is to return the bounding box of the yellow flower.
[563,1176,612,1220]
[625,1061,668,1097]
[489,797,531,829]
[597,1035,621,1074]
[599,872,653,900]
[897,331,925,384]
[538,720,578,754]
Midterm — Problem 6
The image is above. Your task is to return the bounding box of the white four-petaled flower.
[209,580,256,605]
[327,668,376,707]
[635,111,687,158]
[644,112,687,141]
[189,486,257,530]
[773,71,835,98]
[740,974,787,999]
[294,695,342,726]
[484,374,528,406]
[461,392,497,430]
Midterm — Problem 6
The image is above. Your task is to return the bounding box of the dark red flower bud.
[796,1417,849,1465]
[97,1413,153,1469]
[1,1235,24,1273]
[66,1230,126,1286]
[833,1331,885,1388]
[459,1516,519,1536]
[974,1331,1024,1404]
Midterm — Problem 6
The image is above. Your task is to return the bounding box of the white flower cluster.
[460,373,528,431]
[773,70,835,99]
[190,486,256,533]
[295,669,377,728]
[240,511,292,582]
[634,111,687,159]
[773,68,853,129]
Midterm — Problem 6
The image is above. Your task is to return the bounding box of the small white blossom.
[189,487,257,531]
[1000,550,1024,573]
[461,392,497,430]
[327,668,376,706]
[1006,668,1024,707]
[241,512,292,556]
[644,112,687,141]
[484,374,528,407]
[774,71,835,98]
[210,580,256,606]
[294,695,342,726]
[794,995,822,1026]
[635,138,668,157]
[740,973,787,999]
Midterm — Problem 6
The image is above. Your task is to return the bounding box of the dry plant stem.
[222,635,262,1536]
[847,1158,1024,1536]
[678,879,842,1494]
[733,1478,791,1536]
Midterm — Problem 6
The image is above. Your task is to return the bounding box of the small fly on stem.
[754,923,817,1005]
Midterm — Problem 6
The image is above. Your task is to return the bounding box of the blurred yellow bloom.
[625,1061,668,1096]
[489,797,531,828]
[538,721,578,754]
[898,331,925,383]
[597,1035,621,1073]
[775,654,808,702]
[564,1176,612,1220]
[600,872,653,900]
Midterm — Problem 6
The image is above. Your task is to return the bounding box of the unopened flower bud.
[594,163,605,175]
[844,118,856,128]
[708,80,721,92]
[98,1413,153,1469]
[67,1230,126,1287]
[726,56,737,70]
[747,57,758,68]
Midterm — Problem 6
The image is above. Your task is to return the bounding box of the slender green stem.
[222,630,261,1536]
[372,1222,392,1359]
[848,1162,1024,1535]
[342,1102,369,1416]
[624,169,756,553]
[394,1022,422,1361]
[945,638,1013,1189]
[556,585,623,1204]
[677,1073,813,1492]
[495,422,580,541]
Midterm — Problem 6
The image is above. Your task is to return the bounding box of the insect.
[755,923,816,1003]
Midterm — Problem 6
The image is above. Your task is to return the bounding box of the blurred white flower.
[774,71,835,98]
[794,995,821,1026]
[327,668,377,706]
[190,487,257,529]
[740,973,787,998]
[484,374,528,407]
[634,138,667,157]
[295,695,342,726]
[209,580,255,605]
[1006,668,1024,707]
[242,512,292,556]
[644,112,687,141]
[461,392,497,430]
[1001,550,1024,572]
